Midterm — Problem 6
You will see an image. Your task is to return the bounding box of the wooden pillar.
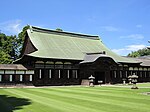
[63,61,64,79]
[54,61,56,79]
[43,61,47,84]
[105,70,111,84]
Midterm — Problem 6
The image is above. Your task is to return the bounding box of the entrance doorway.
[94,71,105,84]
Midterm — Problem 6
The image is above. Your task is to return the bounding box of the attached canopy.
[0,64,33,70]
[80,53,117,64]
[128,56,150,66]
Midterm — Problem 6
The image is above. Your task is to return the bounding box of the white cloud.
[112,44,146,56]
[0,20,23,35]
[120,34,144,40]
[100,26,119,32]
[136,24,142,28]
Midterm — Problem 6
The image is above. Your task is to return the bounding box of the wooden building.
[0,26,150,86]
[0,64,34,86]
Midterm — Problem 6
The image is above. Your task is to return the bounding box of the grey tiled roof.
[0,64,32,70]
[136,55,150,66]
[80,53,115,64]
[126,56,150,66]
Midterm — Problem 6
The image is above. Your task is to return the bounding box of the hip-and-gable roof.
[21,26,139,64]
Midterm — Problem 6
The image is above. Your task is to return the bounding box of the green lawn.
[137,83,150,87]
[0,86,150,112]
[115,82,150,87]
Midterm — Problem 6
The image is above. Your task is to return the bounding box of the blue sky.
[0,0,150,56]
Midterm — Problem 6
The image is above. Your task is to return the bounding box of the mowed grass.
[0,86,150,112]
[115,82,150,87]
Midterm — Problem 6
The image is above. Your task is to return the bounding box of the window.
[67,70,70,79]
[29,75,32,81]
[114,71,117,78]
[55,62,63,69]
[145,72,147,78]
[38,69,44,79]
[0,70,4,74]
[134,67,138,71]
[58,70,61,79]
[72,70,78,79]
[26,70,34,74]
[144,68,147,71]
[129,67,133,70]
[0,75,2,82]
[39,69,42,79]
[140,72,142,77]
[135,71,138,75]
[16,70,24,74]
[50,69,54,78]
[55,69,62,79]
[125,71,128,77]
[75,70,78,79]
[49,69,51,79]
[120,71,122,78]
[5,70,14,74]
[10,75,12,82]
[139,67,143,71]
[20,75,23,82]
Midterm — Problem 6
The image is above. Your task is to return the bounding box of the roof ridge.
[30,25,100,40]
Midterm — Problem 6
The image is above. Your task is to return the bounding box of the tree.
[127,48,150,57]
[0,25,30,63]
[11,35,19,60]
[0,48,12,64]
[0,33,16,63]
[55,28,63,31]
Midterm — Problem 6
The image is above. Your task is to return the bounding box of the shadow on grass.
[0,95,31,112]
